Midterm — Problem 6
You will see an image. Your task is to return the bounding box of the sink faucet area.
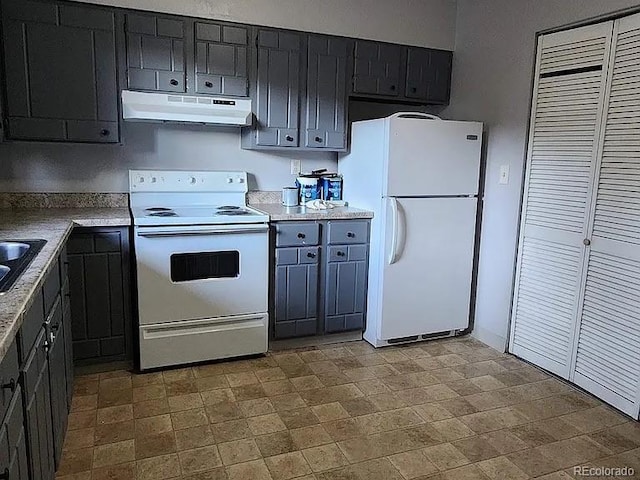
[0,240,47,293]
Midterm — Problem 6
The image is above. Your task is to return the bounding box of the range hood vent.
[121,90,252,126]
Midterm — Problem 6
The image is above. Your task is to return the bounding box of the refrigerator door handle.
[388,198,404,265]
[388,112,442,121]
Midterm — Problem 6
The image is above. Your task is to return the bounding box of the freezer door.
[380,197,477,340]
[385,116,482,196]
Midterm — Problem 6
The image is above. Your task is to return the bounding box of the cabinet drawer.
[19,293,44,363]
[275,223,320,247]
[276,247,320,265]
[328,245,367,262]
[0,340,19,424]
[327,221,369,245]
[43,260,60,315]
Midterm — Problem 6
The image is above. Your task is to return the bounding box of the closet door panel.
[573,15,640,418]
[509,22,613,378]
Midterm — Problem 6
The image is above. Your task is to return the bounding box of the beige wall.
[74,0,457,50]
[445,0,640,351]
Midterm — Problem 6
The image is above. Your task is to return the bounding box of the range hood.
[121,90,252,126]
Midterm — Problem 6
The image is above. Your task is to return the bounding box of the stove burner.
[217,205,241,210]
[148,211,178,217]
[217,210,251,216]
[145,207,172,212]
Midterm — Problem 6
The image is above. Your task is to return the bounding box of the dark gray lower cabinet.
[47,298,67,467]
[22,328,55,480]
[0,339,29,480]
[272,220,370,340]
[11,248,73,480]
[325,245,368,333]
[274,247,320,338]
[67,227,133,364]
[0,383,29,480]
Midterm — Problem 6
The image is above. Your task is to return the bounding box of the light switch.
[499,165,510,185]
[291,159,301,175]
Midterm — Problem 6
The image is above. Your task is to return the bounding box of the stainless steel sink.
[0,241,30,262]
[0,239,46,294]
[0,265,9,283]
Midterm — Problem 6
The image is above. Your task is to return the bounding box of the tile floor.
[57,337,640,480]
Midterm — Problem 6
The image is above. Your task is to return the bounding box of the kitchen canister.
[321,174,343,201]
[282,186,299,206]
[296,174,322,203]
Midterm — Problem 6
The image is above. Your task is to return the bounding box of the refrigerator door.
[385,115,483,197]
[379,196,477,340]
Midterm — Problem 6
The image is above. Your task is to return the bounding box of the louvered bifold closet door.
[509,22,613,378]
[571,14,640,419]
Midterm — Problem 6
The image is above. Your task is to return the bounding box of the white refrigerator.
[339,113,483,347]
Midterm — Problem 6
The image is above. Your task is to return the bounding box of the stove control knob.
[237,177,245,184]
[227,178,234,183]
[150,176,157,183]
[189,176,197,184]
[138,176,145,184]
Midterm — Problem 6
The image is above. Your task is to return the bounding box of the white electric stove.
[130,170,269,370]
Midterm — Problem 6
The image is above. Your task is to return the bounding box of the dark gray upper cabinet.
[352,40,403,97]
[124,12,186,92]
[244,29,301,148]
[194,22,249,96]
[302,35,349,150]
[405,47,452,104]
[1,0,119,143]
[67,227,133,365]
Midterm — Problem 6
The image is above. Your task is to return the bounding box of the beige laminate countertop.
[251,203,374,221]
[0,208,131,359]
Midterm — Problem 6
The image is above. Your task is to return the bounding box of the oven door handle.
[137,226,269,237]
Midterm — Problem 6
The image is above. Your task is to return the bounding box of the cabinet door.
[47,301,67,468]
[303,35,348,150]
[405,47,452,104]
[22,329,55,480]
[325,245,368,333]
[571,14,640,419]
[274,247,319,338]
[0,386,29,480]
[195,22,248,96]
[60,247,74,408]
[125,12,186,92]
[67,228,132,364]
[352,40,402,97]
[254,29,301,147]
[62,289,74,408]
[509,22,613,378]
[1,0,119,143]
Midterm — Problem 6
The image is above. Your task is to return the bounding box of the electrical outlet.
[499,164,510,185]
[290,159,301,175]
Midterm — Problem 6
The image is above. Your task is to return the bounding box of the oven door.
[134,223,269,325]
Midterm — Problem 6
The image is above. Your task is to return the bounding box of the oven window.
[170,251,240,282]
